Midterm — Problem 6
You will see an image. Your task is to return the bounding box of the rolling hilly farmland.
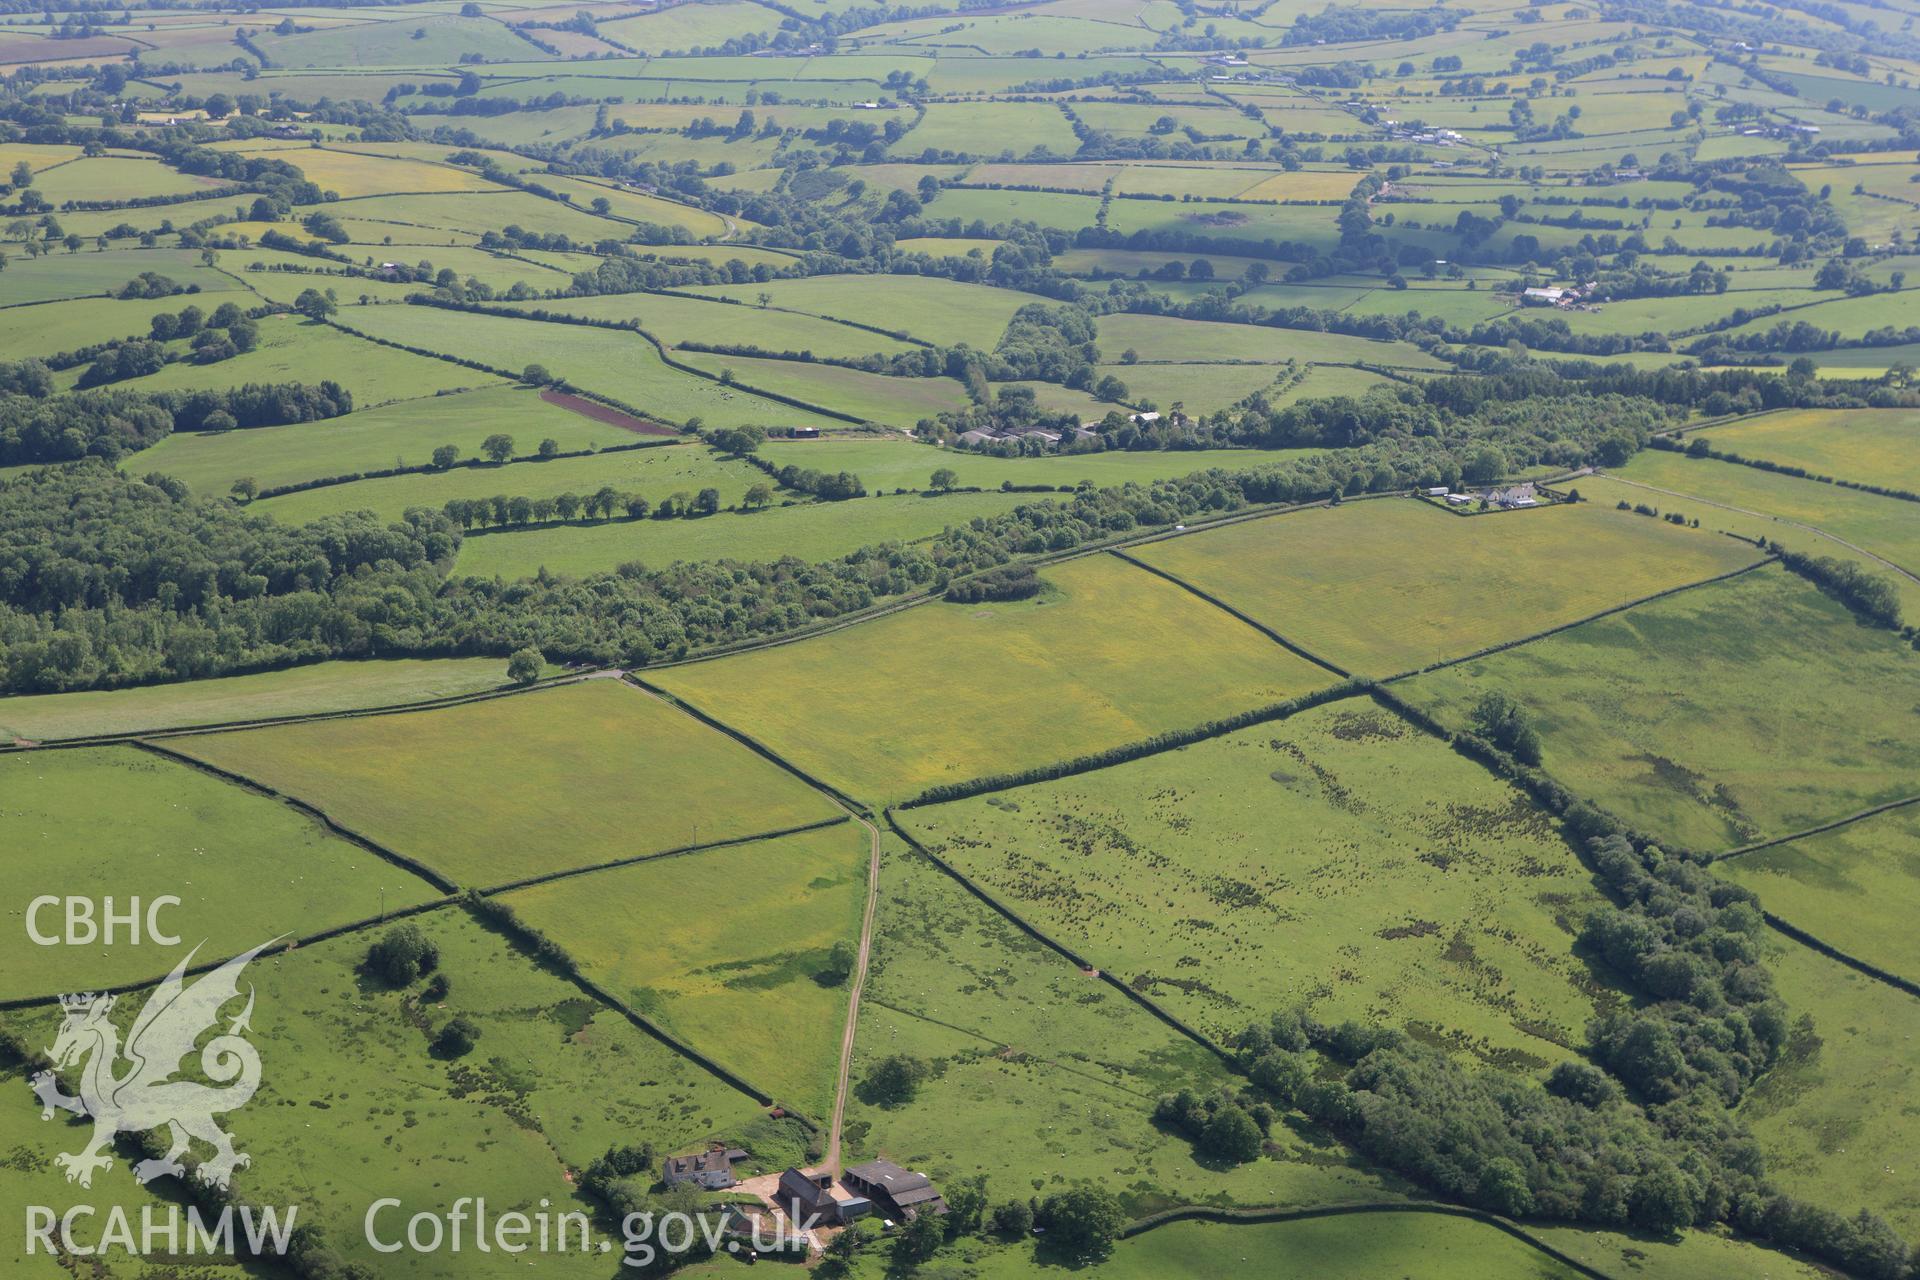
[3,0,1920,1277]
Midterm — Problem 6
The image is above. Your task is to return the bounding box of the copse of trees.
[365,923,439,987]
[0,379,351,465]
[943,563,1040,603]
[1469,691,1543,765]
[0,464,453,692]
[1208,1000,1913,1276]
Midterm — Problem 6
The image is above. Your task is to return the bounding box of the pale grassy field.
[1134,499,1762,676]
[654,554,1336,802]
[172,680,839,886]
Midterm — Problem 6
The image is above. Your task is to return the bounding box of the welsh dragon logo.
[30,939,278,1190]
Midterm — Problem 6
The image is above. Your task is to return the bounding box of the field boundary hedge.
[131,739,460,893]
[1759,909,1920,1001]
[1381,554,1779,683]
[1116,1200,1611,1279]
[621,675,869,816]
[898,679,1371,809]
[474,814,852,896]
[1107,548,1353,677]
[883,810,1234,1063]
[247,435,687,502]
[0,667,592,753]
[1711,791,1920,864]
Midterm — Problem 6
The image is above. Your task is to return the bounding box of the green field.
[340,305,845,432]
[686,276,1046,349]
[1398,566,1920,852]
[1719,804,1920,983]
[684,352,973,425]
[452,489,1038,578]
[0,657,520,743]
[491,291,919,361]
[1741,937,1920,1237]
[1610,448,1920,586]
[655,554,1337,803]
[0,746,441,996]
[1569,471,1920,621]
[874,1212,1588,1280]
[1696,408,1920,493]
[902,698,1613,1057]
[131,386,628,498]
[1095,313,1449,369]
[1134,500,1763,676]
[254,441,758,524]
[70,313,504,407]
[755,438,1322,493]
[170,680,840,887]
[503,822,868,1117]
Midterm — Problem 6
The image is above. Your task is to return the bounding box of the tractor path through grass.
[826,811,880,1175]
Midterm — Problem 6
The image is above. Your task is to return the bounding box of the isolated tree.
[863,1054,927,1107]
[929,467,958,493]
[506,647,543,685]
[481,433,514,463]
[522,363,550,385]
[693,486,721,515]
[292,287,335,321]
[822,939,855,985]
[431,444,459,469]
[433,1015,480,1058]
[744,481,772,510]
[9,160,32,188]
[229,476,257,501]
[367,923,438,987]
[536,437,559,459]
